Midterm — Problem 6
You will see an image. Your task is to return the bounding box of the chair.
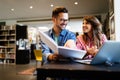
[34,49,43,68]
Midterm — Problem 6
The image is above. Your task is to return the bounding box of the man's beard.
[57,25,66,31]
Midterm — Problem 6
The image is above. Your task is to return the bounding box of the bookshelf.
[0,25,16,64]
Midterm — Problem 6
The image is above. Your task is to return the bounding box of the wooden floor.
[0,60,36,80]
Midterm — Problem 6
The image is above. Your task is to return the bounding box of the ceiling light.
[74,2,78,5]
[30,6,33,9]
[11,8,14,11]
[50,4,54,7]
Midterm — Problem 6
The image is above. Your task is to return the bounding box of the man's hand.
[48,53,64,61]
[64,40,77,49]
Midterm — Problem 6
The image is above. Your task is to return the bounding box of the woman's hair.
[76,32,79,37]
[82,16,103,48]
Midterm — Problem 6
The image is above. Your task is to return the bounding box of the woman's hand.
[86,46,99,56]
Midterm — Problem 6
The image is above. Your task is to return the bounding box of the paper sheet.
[39,31,86,59]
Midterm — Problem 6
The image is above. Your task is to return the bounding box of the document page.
[39,31,86,59]
[58,46,86,59]
[39,31,58,52]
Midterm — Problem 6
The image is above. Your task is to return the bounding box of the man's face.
[53,12,69,30]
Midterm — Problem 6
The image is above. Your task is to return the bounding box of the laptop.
[74,41,120,65]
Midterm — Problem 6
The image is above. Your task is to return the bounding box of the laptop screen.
[91,41,120,65]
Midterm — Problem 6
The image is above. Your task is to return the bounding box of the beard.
[57,24,66,31]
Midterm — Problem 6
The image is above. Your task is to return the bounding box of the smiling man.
[41,6,76,62]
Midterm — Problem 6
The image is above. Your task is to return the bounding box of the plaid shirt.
[76,34,107,59]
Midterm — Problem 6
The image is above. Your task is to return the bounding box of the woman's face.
[82,20,92,33]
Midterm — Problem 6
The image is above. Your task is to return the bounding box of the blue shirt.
[41,29,76,62]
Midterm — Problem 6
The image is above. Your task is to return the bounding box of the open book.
[39,31,86,59]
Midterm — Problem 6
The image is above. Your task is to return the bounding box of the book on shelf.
[39,31,86,59]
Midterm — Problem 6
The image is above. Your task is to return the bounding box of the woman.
[76,16,107,59]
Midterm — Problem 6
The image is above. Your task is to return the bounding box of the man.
[41,6,76,62]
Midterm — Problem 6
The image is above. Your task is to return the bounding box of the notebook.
[74,41,120,65]
[39,31,86,59]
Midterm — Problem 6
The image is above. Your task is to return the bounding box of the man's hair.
[52,6,68,18]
